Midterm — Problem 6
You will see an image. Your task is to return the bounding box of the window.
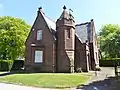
[37,30,42,40]
[66,29,70,38]
[34,50,43,63]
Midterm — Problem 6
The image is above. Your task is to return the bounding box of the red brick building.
[25,6,99,72]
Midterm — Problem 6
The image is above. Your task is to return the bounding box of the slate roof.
[59,9,70,20]
[40,10,94,43]
[75,22,91,43]
[75,33,83,43]
[41,13,56,31]
[41,12,56,40]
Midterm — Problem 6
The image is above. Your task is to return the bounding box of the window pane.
[37,30,42,40]
[35,50,43,63]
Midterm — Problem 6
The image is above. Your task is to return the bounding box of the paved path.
[0,83,59,90]
[76,67,120,90]
[88,67,115,82]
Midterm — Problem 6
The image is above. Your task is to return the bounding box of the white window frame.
[34,50,43,63]
[37,30,42,40]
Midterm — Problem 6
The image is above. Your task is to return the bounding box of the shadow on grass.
[76,76,120,90]
[0,70,77,76]
[0,70,37,76]
[0,72,15,76]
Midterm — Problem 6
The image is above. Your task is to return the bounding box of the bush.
[0,60,14,71]
[102,58,120,60]
[100,58,120,67]
[11,60,24,70]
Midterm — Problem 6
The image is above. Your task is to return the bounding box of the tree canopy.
[99,24,120,58]
[0,16,31,60]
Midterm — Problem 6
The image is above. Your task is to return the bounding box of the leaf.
[0,16,31,60]
[99,24,120,58]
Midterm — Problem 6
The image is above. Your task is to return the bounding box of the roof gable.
[41,12,56,31]
[39,11,56,40]
[75,22,91,43]
[75,33,83,43]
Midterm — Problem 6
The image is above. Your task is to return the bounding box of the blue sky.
[0,0,120,32]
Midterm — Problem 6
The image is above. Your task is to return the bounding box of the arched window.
[37,30,42,40]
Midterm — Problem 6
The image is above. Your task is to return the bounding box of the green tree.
[0,16,30,60]
[99,24,120,58]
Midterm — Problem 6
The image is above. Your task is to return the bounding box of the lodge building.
[25,6,99,73]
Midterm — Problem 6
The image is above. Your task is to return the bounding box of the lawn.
[0,73,90,88]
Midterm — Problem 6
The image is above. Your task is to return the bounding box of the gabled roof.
[75,33,83,43]
[75,22,91,43]
[58,6,70,20]
[39,9,56,40]
[38,7,96,43]
[41,12,56,31]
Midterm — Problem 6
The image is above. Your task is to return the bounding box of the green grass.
[0,73,90,88]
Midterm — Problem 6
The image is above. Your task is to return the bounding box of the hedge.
[0,60,14,71]
[100,58,120,67]
[102,58,120,60]
[0,60,24,71]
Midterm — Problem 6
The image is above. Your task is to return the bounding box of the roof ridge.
[41,12,56,23]
[41,11,56,30]
[75,33,83,43]
[76,22,90,26]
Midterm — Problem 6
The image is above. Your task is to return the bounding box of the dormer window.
[37,30,42,40]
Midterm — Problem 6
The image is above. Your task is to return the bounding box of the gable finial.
[63,5,66,10]
[38,7,42,11]
[91,19,94,22]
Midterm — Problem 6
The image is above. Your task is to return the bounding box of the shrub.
[0,60,14,71]
[100,58,120,67]
[102,58,120,60]
[11,60,24,70]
